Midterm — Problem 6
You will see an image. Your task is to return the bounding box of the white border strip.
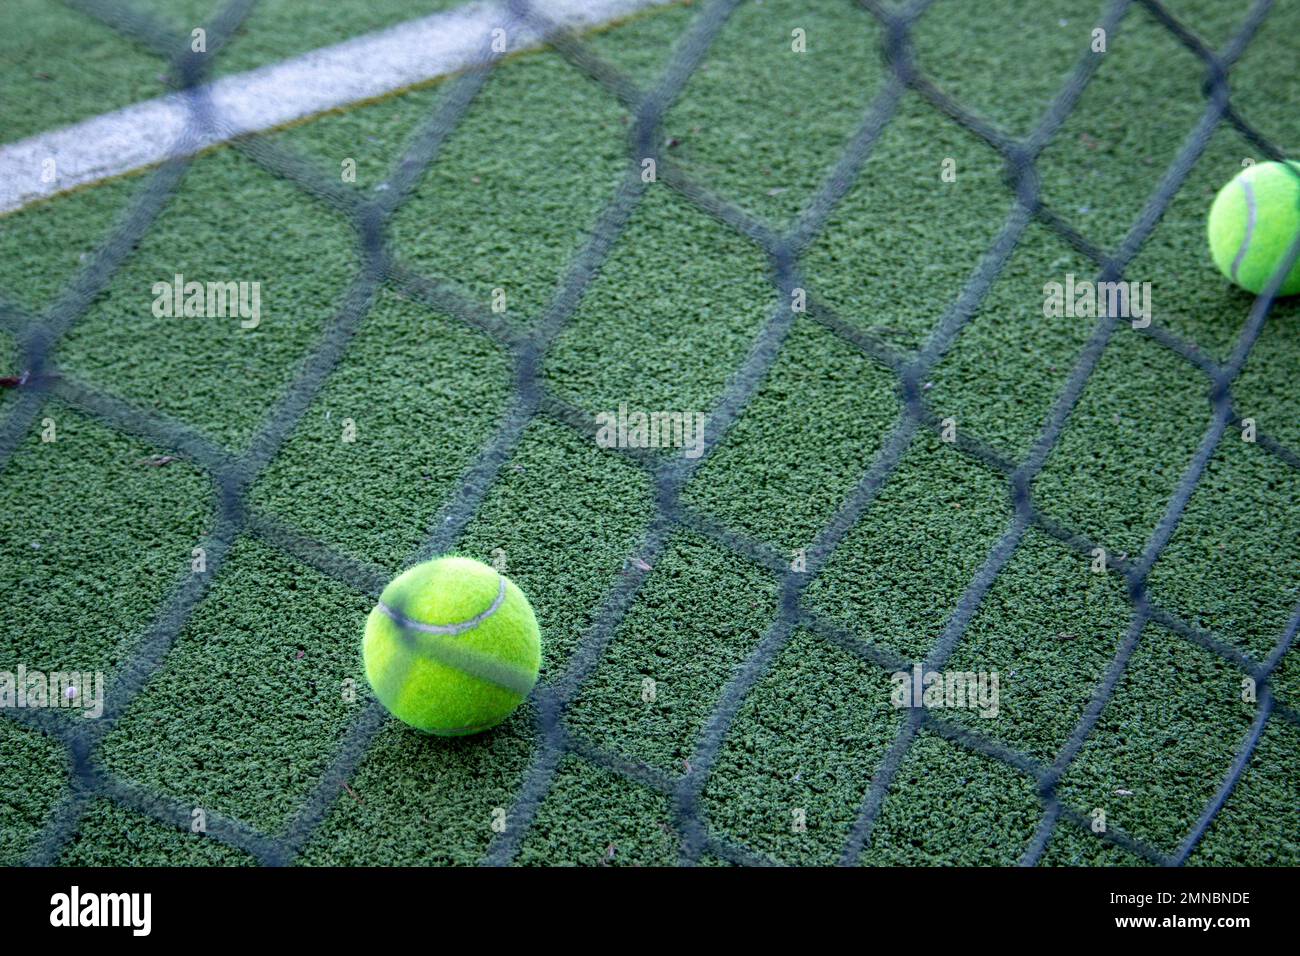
[0,0,672,214]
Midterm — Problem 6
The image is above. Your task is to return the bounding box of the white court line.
[0,0,674,215]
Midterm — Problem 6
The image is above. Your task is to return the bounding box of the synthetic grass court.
[1,0,1298,866]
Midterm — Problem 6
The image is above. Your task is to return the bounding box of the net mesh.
[2,0,1298,867]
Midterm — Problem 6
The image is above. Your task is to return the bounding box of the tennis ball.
[362,556,541,736]
[1207,160,1300,296]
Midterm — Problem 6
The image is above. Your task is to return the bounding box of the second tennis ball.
[1207,160,1300,296]
[362,556,541,736]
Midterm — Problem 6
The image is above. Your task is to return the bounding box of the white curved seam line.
[378,577,506,636]
[1231,179,1257,284]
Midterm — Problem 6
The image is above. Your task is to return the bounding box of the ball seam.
[376,576,506,636]
[1230,178,1257,286]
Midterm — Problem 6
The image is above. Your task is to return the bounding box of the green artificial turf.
[95,535,371,835]
[247,287,517,566]
[0,720,68,866]
[0,402,214,722]
[58,800,257,866]
[515,755,681,866]
[0,0,1297,867]
[296,712,537,866]
[938,528,1133,764]
[0,0,471,145]
[565,532,781,777]
[1058,624,1265,857]
[452,422,655,681]
[803,430,1014,663]
[699,628,908,865]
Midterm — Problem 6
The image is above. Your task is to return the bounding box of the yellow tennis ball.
[1207,160,1300,296]
[362,556,541,736]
